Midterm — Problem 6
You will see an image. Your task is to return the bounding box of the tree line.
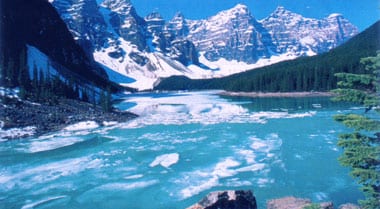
[1,46,113,112]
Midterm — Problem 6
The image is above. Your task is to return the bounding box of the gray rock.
[339,203,361,209]
[320,201,334,209]
[267,196,333,209]
[187,190,257,209]
[267,196,311,209]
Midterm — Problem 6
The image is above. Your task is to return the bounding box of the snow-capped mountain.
[186,4,275,63]
[260,6,359,56]
[50,0,359,90]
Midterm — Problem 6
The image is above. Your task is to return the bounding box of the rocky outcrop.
[338,203,361,209]
[267,196,333,209]
[187,190,257,209]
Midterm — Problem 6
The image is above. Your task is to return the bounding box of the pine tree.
[332,53,380,209]
[99,90,106,111]
[0,52,4,86]
[82,90,89,102]
[105,86,112,112]
[99,87,112,112]
[5,58,15,87]
[17,47,31,100]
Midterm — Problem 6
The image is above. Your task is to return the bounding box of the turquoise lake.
[0,91,364,209]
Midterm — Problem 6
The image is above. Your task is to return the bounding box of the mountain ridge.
[154,20,380,92]
[50,0,359,90]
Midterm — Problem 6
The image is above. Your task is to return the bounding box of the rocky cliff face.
[261,6,358,56]
[51,0,110,54]
[187,4,275,63]
[49,0,358,90]
[145,11,199,65]
[101,0,147,51]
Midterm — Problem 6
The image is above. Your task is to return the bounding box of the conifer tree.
[332,53,380,209]
[82,90,89,102]
[99,87,112,112]
[105,86,112,112]
[0,53,4,86]
[5,58,15,87]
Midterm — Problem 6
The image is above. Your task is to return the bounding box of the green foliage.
[334,114,380,131]
[333,53,380,208]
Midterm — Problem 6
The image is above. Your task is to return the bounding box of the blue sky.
[130,0,379,31]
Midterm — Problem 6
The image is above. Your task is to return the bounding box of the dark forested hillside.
[155,20,380,92]
[0,0,117,91]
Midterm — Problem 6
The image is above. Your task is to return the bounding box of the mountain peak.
[233,3,248,10]
[145,11,163,20]
[275,6,286,11]
[264,6,305,22]
[101,0,132,12]
[212,3,252,20]
[327,13,343,19]
[173,11,185,19]
[229,3,249,14]
[272,6,295,16]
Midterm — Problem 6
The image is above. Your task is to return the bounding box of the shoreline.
[0,97,137,139]
[219,91,335,98]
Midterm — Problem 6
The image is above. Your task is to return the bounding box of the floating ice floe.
[150,153,180,168]
[178,157,249,199]
[122,91,318,127]
[124,174,144,180]
[92,180,159,191]
[0,156,103,191]
[28,137,85,153]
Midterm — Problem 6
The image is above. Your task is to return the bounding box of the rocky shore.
[187,190,360,209]
[219,91,335,98]
[0,97,137,139]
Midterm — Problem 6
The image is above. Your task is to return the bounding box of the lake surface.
[0,91,363,209]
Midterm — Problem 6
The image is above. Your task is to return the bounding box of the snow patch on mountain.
[197,52,299,78]
[50,1,359,91]
[27,45,60,79]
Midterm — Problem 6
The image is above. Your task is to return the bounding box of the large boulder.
[187,190,257,209]
[267,196,333,209]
